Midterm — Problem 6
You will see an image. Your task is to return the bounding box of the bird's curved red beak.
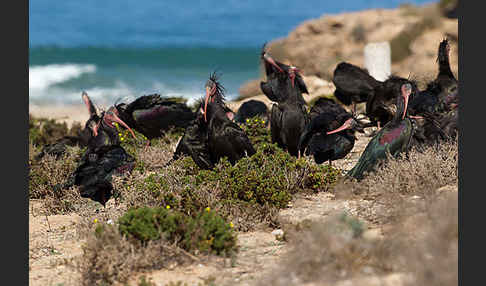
[203,85,217,122]
[401,84,412,120]
[92,121,100,137]
[81,91,97,116]
[327,118,353,135]
[105,110,137,140]
[263,53,284,73]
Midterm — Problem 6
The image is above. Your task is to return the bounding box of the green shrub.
[118,206,237,255]
[238,116,271,146]
[115,121,341,231]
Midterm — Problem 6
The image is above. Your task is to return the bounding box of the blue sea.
[29,0,437,106]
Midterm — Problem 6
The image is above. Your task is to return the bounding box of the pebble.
[271,229,284,240]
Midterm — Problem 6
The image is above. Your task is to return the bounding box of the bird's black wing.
[260,81,279,102]
[270,104,284,147]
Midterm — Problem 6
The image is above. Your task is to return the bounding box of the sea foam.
[29,63,97,92]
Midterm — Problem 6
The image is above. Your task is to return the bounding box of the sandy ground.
[30,104,91,129]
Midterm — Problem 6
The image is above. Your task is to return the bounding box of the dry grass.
[29,142,88,214]
[77,222,195,286]
[259,138,458,286]
[334,139,457,224]
[262,192,457,286]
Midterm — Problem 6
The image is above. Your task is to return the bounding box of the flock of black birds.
[37,39,458,206]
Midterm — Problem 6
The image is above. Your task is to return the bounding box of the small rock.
[271,229,285,240]
[363,228,382,240]
[107,219,114,225]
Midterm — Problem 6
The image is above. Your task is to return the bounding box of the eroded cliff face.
[239,3,458,99]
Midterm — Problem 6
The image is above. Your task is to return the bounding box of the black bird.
[347,83,415,181]
[332,61,419,129]
[171,73,252,168]
[203,73,256,165]
[332,62,380,114]
[260,45,310,157]
[172,99,214,170]
[408,39,458,116]
[57,108,138,206]
[365,75,419,129]
[410,105,458,148]
[234,99,269,124]
[299,98,366,166]
[112,94,195,145]
[34,92,100,161]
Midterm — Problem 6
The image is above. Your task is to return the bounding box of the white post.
[364,42,391,82]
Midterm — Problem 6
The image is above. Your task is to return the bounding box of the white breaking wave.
[28,67,238,107]
[29,63,97,92]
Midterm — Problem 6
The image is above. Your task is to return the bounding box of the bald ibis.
[332,61,419,129]
[57,108,138,206]
[203,73,256,165]
[260,45,310,157]
[332,62,380,113]
[172,98,214,170]
[408,39,458,116]
[112,94,195,145]
[34,92,101,161]
[298,98,366,165]
[171,73,249,169]
[234,99,269,125]
[365,76,419,129]
[347,83,415,181]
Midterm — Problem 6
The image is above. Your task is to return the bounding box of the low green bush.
[117,206,237,255]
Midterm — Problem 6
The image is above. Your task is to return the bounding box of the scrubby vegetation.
[79,206,237,285]
[118,206,237,255]
[261,140,458,286]
[29,111,458,286]
[29,115,342,284]
[261,191,457,285]
[334,140,458,224]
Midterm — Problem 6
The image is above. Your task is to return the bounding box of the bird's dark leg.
[298,150,301,159]
[352,103,357,115]
[328,159,332,167]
